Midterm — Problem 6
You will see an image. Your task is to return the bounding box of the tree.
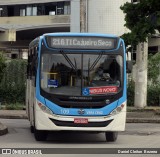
[121,1,160,47]
[0,52,6,83]
[120,0,160,108]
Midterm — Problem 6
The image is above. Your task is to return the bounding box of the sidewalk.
[0,107,160,135]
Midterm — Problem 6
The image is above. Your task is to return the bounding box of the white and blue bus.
[26,33,131,141]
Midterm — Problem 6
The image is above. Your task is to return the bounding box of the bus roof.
[42,32,119,38]
[29,33,121,48]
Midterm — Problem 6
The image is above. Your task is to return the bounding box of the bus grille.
[54,99,107,109]
[49,118,113,127]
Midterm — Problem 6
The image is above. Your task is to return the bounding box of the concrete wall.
[70,0,80,32]
[148,38,160,47]
[0,29,16,41]
[0,15,70,30]
[87,0,130,36]
[0,15,70,41]
[70,0,130,35]
[0,0,66,5]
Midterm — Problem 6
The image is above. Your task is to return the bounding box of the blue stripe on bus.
[36,92,126,116]
[35,34,127,117]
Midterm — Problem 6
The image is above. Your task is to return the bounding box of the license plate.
[74,118,88,124]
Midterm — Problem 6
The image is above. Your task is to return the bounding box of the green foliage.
[127,80,135,106]
[147,52,160,106]
[0,59,27,104]
[127,53,160,106]
[127,80,160,106]
[0,52,6,83]
[147,84,160,106]
[120,0,160,47]
[5,103,24,110]
[148,52,160,83]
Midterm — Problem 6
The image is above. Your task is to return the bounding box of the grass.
[0,103,25,110]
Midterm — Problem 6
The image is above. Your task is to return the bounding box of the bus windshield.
[41,51,123,96]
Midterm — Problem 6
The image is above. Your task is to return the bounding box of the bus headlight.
[110,104,125,115]
[38,102,54,115]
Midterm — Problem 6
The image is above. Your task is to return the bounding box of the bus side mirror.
[126,60,132,73]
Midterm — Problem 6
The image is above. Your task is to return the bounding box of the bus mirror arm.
[126,60,133,73]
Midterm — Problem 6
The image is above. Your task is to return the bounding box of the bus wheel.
[105,132,118,142]
[30,126,34,133]
[34,129,48,141]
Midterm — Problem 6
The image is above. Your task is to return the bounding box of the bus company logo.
[2,149,12,154]
[106,99,110,104]
[78,109,85,115]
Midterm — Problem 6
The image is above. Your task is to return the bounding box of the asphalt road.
[0,119,160,157]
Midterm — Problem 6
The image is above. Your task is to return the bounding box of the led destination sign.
[47,36,117,50]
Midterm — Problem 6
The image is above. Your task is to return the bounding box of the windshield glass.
[41,51,123,96]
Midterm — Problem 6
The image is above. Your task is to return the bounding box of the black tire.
[30,126,34,133]
[34,128,48,141]
[105,132,118,142]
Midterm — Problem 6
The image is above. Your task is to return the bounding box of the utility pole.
[80,0,87,32]
[134,39,148,108]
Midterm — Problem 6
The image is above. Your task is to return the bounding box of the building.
[0,0,159,59]
[0,0,70,59]
[71,0,160,56]
[71,0,129,36]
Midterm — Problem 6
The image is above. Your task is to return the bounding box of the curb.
[0,115,27,119]
[0,110,27,119]
[126,118,160,123]
[0,122,8,136]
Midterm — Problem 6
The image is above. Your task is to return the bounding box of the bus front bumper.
[34,102,126,132]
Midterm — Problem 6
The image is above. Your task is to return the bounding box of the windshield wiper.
[60,50,77,71]
[88,58,90,84]
[74,57,77,70]
[89,51,104,71]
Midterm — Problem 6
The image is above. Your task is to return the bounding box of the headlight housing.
[38,102,54,115]
[110,104,125,116]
